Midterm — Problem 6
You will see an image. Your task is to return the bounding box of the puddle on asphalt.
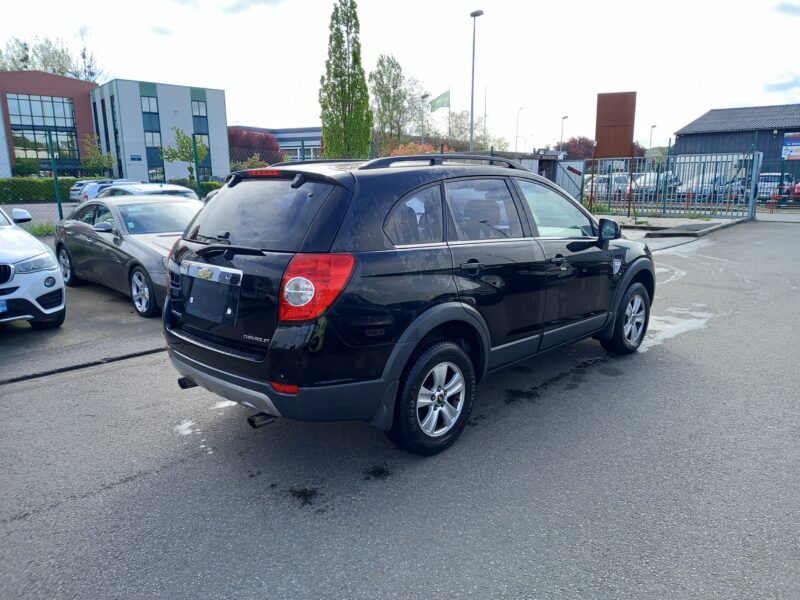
[641,309,715,352]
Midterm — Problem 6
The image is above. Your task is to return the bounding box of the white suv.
[0,208,66,329]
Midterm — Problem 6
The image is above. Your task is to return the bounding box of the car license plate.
[0,299,6,313]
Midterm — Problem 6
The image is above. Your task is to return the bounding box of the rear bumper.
[168,347,398,428]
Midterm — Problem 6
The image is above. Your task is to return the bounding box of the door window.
[384,185,443,246]
[445,179,523,241]
[516,180,594,238]
[73,205,96,224]
[94,204,116,228]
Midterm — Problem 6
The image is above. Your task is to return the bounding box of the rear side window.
[384,185,443,246]
[185,179,334,251]
[444,179,523,241]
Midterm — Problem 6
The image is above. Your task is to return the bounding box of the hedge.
[168,179,223,197]
[0,177,224,204]
[0,177,78,204]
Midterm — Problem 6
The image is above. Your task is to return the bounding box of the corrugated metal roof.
[675,104,800,135]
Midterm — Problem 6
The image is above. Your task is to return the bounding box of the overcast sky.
[4,0,800,150]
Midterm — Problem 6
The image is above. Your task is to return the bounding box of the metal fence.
[573,152,761,219]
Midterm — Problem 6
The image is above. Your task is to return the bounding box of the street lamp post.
[649,124,657,150]
[421,93,430,144]
[514,106,523,153]
[559,115,568,155]
[469,9,484,152]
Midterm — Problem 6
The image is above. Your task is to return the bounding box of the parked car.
[0,207,66,329]
[163,155,655,455]
[757,172,795,201]
[70,179,106,201]
[96,182,199,200]
[80,179,140,201]
[589,173,632,198]
[633,171,681,200]
[55,196,203,317]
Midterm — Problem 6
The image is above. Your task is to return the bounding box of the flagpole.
[448,86,451,147]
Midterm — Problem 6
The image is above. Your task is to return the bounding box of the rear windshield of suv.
[184,179,334,251]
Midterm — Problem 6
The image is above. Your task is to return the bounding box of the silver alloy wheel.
[58,248,71,282]
[131,271,150,314]
[624,293,646,344]
[416,361,466,438]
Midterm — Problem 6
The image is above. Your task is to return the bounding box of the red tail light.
[271,381,299,394]
[249,169,282,177]
[279,253,355,322]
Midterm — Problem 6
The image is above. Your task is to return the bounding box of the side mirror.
[598,218,621,242]
[93,222,114,233]
[11,208,32,224]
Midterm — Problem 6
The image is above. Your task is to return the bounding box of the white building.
[90,79,229,182]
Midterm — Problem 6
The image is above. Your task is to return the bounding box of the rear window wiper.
[196,244,266,259]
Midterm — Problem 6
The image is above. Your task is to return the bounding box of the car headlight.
[14,252,59,274]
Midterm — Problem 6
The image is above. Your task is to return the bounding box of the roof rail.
[358,153,531,171]
[270,159,365,167]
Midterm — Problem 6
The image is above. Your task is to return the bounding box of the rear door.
[444,177,548,361]
[165,174,345,377]
[512,178,613,351]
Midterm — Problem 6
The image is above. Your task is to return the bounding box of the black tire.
[601,282,650,354]
[130,267,159,318]
[57,245,82,287]
[387,341,476,456]
[30,308,66,330]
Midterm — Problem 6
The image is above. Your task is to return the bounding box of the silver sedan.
[54,196,203,317]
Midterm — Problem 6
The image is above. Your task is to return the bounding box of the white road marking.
[212,400,237,410]
[173,420,195,436]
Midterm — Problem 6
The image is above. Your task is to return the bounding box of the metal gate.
[577,152,761,219]
[554,160,584,199]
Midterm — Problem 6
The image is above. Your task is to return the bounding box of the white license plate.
[0,299,6,313]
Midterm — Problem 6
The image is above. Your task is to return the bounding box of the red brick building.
[0,71,98,177]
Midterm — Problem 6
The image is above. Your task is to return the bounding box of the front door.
[444,177,548,366]
[513,178,613,351]
[90,203,128,294]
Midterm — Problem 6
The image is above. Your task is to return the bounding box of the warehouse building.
[674,103,800,161]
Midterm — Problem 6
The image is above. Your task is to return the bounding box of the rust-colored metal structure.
[594,92,637,159]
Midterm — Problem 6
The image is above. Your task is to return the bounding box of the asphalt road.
[1,221,798,599]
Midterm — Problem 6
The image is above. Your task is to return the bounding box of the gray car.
[55,196,203,317]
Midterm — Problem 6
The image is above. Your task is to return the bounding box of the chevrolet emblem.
[198,267,214,280]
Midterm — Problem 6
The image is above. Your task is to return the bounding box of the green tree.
[0,35,103,82]
[369,54,406,152]
[161,127,208,184]
[80,134,115,176]
[319,0,373,159]
[230,152,270,171]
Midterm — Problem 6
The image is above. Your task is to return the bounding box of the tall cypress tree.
[319,0,372,159]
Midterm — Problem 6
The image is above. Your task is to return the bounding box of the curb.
[645,218,749,238]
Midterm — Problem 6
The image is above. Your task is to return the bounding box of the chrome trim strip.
[179,261,243,286]
[0,314,33,323]
[167,326,261,362]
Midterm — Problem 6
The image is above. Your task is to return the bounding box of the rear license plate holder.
[181,261,243,326]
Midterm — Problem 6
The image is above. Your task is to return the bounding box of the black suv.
[163,155,655,455]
